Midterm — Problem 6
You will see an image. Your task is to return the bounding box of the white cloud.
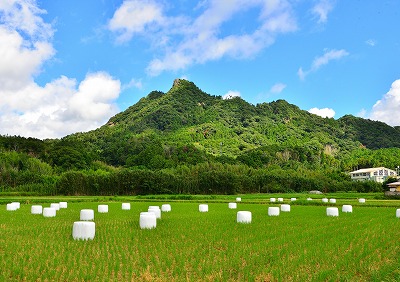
[311,0,334,24]
[0,1,122,139]
[109,0,298,76]
[369,79,400,126]
[298,49,349,80]
[365,39,376,47]
[222,90,241,100]
[308,107,335,118]
[270,83,286,94]
[122,78,142,91]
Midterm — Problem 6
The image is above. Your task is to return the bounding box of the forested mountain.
[1,79,400,195]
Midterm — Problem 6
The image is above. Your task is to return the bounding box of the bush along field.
[1,199,400,281]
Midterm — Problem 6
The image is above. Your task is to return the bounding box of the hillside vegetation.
[1,79,400,195]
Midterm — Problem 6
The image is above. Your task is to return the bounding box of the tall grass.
[1,201,400,281]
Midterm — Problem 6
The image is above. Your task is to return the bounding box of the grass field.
[1,197,400,281]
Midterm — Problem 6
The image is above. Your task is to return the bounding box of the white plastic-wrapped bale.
[307,198,313,201]
[268,207,280,216]
[148,207,161,219]
[322,198,328,203]
[270,198,276,202]
[50,203,60,211]
[122,203,130,210]
[72,221,95,240]
[358,198,366,203]
[326,207,339,217]
[278,198,283,202]
[161,204,171,212]
[98,205,108,213]
[199,204,208,212]
[342,205,353,213]
[80,209,94,221]
[6,203,18,211]
[329,199,336,204]
[280,204,291,212]
[236,197,241,202]
[237,211,252,223]
[31,205,43,214]
[43,207,56,217]
[59,202,68,209]
[140,212,157,229]
[228,202,237,209]
[396,209,400,218]
[290,198,297,201]
[13,202,20,209]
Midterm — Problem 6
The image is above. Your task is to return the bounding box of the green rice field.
[1,197,400,281]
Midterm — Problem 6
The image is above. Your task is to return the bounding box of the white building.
[350,167,397,183]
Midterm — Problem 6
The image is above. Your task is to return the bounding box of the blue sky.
[0,0,399,139]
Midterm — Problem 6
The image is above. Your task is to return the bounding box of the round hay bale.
[72,221,95,240]
[228,202,237,209]
[329,199,336,204]
[11,202,20,209]
[307,198,313,201]
[50,203,60,211]
[322,198,328,203]
[122,203,131,210]
[148,207,161,219]
[98,205,108,213]
[31,205,43,214]
[280,204,291,212]
[326,207,339,217]
[237,211,252,223]
[199,204,208,212]
[342,205,353,213]
[270,198,276,202]
[43,207,56,217]
[140,212,157,229]
[236,197,242,202]
[80,209,94,221]
[7,203,18,211]
[161,204,171,212]
[277,198,283,202]
[358,198,366,203]
[396,209,400,218]
[290,198,297,201]
[268,207,280,216]
[59,202,68,209]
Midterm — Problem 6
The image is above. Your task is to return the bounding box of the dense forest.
[1,79,400,196]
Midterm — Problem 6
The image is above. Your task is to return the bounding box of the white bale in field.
[10,202,20,209]
[161,204,171,212]
[329,199,336,204]
[358,198,366,203]
[268,207,280,216]
[31,205,43,214]
[140,212,157,229]
[236,197,241,202]
[280,204,291,212]
[307,198,313,201]
[43,207,56,217]
[59,202,68,209]
[199,204,208,212]
[7,203,18,211]
[50,203,60,211]
[396,209,400,218]
[237,211,252,223]
[270,198,276,202]
[342,205,353,213]
[277,198,283,202]
[326,207,339,217]
[148,207,161,219]
[122,203,130,210]
[228,202,237,209]
[98,205,108,213]
[322,198,328,203]
[72,221,95,240]
[148,206,160,210]
[80,209,94,221]
[290,198,297,201]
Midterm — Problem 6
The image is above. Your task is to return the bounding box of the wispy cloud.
[308,107,335,118]
[222,90,241,100]
[108,0,298,76]
[270,83,286,94]
[311,0,335,24]
[365,39,376,47]
[298,49,349,80]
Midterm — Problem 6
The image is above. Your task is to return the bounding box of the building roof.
[387,182,400,187]
[350,167,393,174]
